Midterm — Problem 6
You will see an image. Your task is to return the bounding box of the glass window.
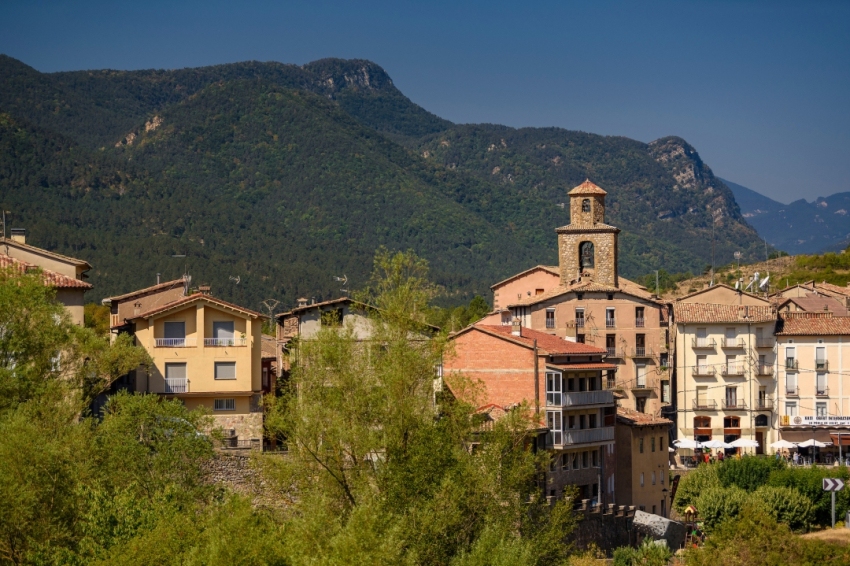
[547,411,562,445]
[639,438,644,453]
[214,361,236,380]
[582,451,589,468]
[562,453,569,470]
[545,372,562,406]
[546,308,555,329]
[652,472,656,485]
[661,380,670,403]
[164,321,186,339]
[785,402,797,417]
[651,437,656,452]
[817,373,827,395]
[214,398,235,411]
[213,321,235,340]
[816,402,827,418]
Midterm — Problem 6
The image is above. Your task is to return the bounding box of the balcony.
[606,319,616,328]
[635,317,645,328]
[604,378,623,391]
[755,398,774,411]
[816,387,829,397]
[575,318,585,329]
[692,338,716,349]
[164,377,188,394]
[562,390,615,407]
[563,426,615,445]
[692,399,718,410]
[606,347,625,358]
[154,337,197,348]
[785,386,799,397]
[721,338,745,349]
[785,359,798,371]
[692,366,716,378]
[204,337,248,347]
[756,364,773,377]
[631,377,657,392]
[631,346,652,358]
[721,363,745,377]
[722,399,748,410]
[756,339,773,349]
[815,359,829,371]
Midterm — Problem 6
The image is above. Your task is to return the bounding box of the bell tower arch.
[557,180,619,287]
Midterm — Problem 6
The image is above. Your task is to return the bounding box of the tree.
[749,485,814,533]
[695,486,748,531]
[716,455,783,492]
[673,463,720,514]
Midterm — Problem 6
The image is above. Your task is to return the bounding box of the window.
[816,346,826,370]
[568,415,575,429]
[755,414,769,427]
[785,373,798,395]
[213,321,235,345]
[165,362,186,381]
[696,327,708,347]
[535,288,544,295]
[817,373,827,396]
[726,387,738,408]
[572,452,579,469]
[582,198,591,212]
[262,367,269,388]
[582,451,589,468]
[562,453,569,470]
[660,436,664,450]
[785,346,796,369]
[651,437,656,452]
[640,472,645,487]
[639,438,644,453]
[816,402,827,418]
[164,321,186,339]
[636,397,647,413]
[577,334,585,343]
[588,413,597,428]
[214,398,235,411]
[652,505,657,514]
[607,293,614,301]
[214,361,236,380]
[576,293,584,301]
[606,308,615,327]
[547,411,562,445]
[636,363,647,387]
[694,416,711,429]
[546,308,555,329]
[696,355,708,374]
[652,472,656,485]
[723,416,740,428]
[575,308,585,328]
[785,402,797,417]
[660,471,665,485]
[635,307,645,327]
[661,380,670,403]
[579,414,587,429]
[546,372,562,406]
[725,327,736,345]
[592,450,598,467]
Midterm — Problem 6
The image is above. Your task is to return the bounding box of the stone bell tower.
[556,180,620,287]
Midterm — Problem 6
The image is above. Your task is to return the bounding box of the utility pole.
[710,219,716,287]
[655,270,660,296]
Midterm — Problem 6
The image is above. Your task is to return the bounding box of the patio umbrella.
[701,439,733,449]
[729,438,760,448]
[669,447,676,453]
[769,439,798,449]
[673,439,701,449]
[798,439,829,448]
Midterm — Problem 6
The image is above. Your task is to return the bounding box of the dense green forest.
[0,54,766,310]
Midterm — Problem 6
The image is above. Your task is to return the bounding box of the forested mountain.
[0,55,766,309]
[723,178,850,255]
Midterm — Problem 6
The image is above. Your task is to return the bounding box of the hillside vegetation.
[0,55,766,309]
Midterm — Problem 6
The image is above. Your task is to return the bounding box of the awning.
[547,363,618,371]
[830,433,850,446]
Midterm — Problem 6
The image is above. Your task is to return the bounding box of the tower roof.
[568,179,607,196]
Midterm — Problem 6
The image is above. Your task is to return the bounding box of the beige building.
[615,408,672,516]
[117,289,264,443]
[0,231,92,325]
[672,285,778,452]
[775,312,850,457]
[484,181,669,415]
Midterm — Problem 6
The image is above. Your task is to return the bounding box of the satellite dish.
[759,275,770,291]
[735,281,740,290]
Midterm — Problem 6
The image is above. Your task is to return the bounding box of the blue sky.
[1,0,848,204]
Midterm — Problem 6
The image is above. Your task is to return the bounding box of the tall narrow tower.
[556,180,620,287]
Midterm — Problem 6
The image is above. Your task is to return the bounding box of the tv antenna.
[333,274,349,294]
[261,298,281,326]
[229,275,241,285]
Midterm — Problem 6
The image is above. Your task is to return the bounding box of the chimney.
[297,297,308,308]
[10,228,25,244]
[156,273,161,285]
[511,317,522,337]
[198,284,211,295]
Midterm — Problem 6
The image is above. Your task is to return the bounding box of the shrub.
[673,464,719,514]
[749,485,814,533]
[613,538,672,566]
[768,465,850,526]
[715,455,783,492]
[695,486,748,531]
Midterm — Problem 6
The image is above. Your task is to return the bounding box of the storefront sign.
[786,415,850,427]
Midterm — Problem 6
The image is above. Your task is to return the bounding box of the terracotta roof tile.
[474,325,607,356]
[814,282,850,298]
[776,312,850,335]
[779,296,849,316]
[568,179,608,195]
[0,238,91,268]
[673,303,776,324]
[507,276,654,307]
[0,255,92,289]
[261,335,277,359]
[104,279,184,302]
[133,293,262,319]
[616,406,673,427]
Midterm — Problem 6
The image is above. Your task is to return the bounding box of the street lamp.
[661,487,669,518]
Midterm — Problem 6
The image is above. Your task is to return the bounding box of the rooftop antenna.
[229,275,241,285]
[333,274,349,294]
[261,298,281,328]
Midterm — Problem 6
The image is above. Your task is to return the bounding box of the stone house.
[444,321,617,504]
[615,408,673,517]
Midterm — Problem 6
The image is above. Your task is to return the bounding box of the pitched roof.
[813,282,850,298]
[490,265,559,290]
[0,238,91,268]
[507,276,655,307]
[261,334,277,359]
[673,303,777,324]
[778,295,849,316]
[132,293,262,319]
[555,223,620,233]
[277,297,369,318]
[568,179,607,196]
[103,278,184,303]
[467,325,607,356]
[616,407,673,427]
[775,312,850,336]
[675,283,770,304]
[0,255,93,289]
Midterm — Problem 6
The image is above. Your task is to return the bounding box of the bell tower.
[556,180,620,287]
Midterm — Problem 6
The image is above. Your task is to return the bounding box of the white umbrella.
[770,439,798,449]
[701,439,733,449]
[674,439,702,449]
[669,447,676,453]
[798,439,829,448]
[729,438,760,448]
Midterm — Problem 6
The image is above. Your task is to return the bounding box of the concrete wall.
[55,288,85,326]
[493,268,560,310]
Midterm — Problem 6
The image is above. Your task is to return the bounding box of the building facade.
[615,408,673,516]
[672,285,778,452]
[444,322,617,504]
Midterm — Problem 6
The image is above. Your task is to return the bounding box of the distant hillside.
[722,178,850,255]
[0,55,768,309]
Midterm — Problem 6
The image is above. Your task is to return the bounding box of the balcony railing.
[721,338,745,349]
[721,363,745,376]
[635,317,645,328]
[562,426,615,445]
[756,364,773,377]
[786,359,798,370]
[815,359,829,371]
[575,318,585,328]
[545,319,555,329]
[692,338,716,349]
[631,346,652,358]
[692,366,716,377]
[816,387,829,397]
[756,398,774,410]
[604,378,622,391]
[164,377,188,394]
[785,386,799,396]
[692,399,717,410]
[722,399,747,410]
[562,390,615,407]
[606,347,625,358]
[631,378,657,392]
[605,319,616,328]
[756,339,773,349]
[204,337,248,347]
[155,337,197,348]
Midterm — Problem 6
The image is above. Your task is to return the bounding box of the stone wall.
[569,501,636,552]
[212,396,263,440]
[558,231,618,287]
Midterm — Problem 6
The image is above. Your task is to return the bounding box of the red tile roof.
[568,179,608,195]
[813,282,850,298]
[133,293,262,319]
[0,255,92,289]
[474,325,607,356]
[490,265,559,290]
[507,276,655,307]
[104,279,184,302]
[776,312,850,336]
[0,238,91,268]
[673,303,777,324]
[261,335,277,359]
[778,295,849,316]
[616,406,673,427]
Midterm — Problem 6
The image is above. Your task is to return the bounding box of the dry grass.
[800,527,850,546]
[662,255,797,300]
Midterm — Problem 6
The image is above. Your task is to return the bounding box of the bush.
[768,465,850,527]
[750,485,814,533]
[612,538,672,566]
[716,455,783,492]
[695,486,748,531]
[673,464,719,514]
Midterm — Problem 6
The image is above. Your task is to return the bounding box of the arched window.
[723,416,740,428]
[755,414,769,427]
[581,198,591,213]
[579,241,594,269]
[694,416,711,428]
